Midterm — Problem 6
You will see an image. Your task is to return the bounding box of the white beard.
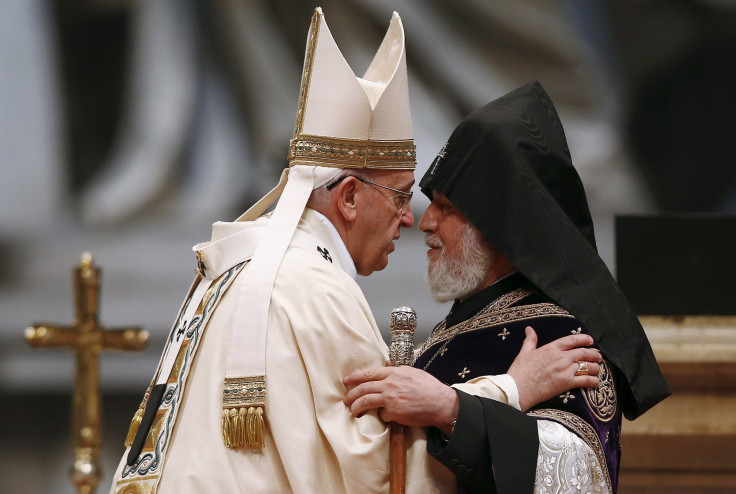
[425,223,493,303]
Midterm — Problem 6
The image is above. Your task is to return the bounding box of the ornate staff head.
[389,306,416,367]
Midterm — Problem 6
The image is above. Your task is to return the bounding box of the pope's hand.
[343,365,459,434]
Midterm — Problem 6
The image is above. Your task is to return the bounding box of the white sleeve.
[451,373,521,410]
[534,420,611,494]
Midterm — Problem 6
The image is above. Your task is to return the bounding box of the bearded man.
[344,81,670,493]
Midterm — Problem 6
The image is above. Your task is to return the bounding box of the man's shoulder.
[505,291,590,345]
[280,242,349,278]
[269,242,378,336]
[273,243,362,301]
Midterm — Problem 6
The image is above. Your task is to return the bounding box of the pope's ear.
[335,177,359,223]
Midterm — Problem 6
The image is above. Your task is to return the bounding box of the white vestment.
[109,208,455,494]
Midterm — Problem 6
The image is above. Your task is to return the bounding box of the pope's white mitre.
[289,7,415,170]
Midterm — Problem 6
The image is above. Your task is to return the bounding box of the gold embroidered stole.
[113,261,247,494]
[417,288,572,362]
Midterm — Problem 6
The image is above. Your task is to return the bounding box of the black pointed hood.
[420,81,670,420]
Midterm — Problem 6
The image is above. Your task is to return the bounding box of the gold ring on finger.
[574,361,590,376]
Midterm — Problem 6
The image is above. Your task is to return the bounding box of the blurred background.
[1,0,734,492]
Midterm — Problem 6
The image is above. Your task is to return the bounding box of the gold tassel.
[222,409,232,448]
[246,407,256,445]
[254,406,265,447]
[221,406,265,448]
[124,408,144,447]
[236,408,246,447]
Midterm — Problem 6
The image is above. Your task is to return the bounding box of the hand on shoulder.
[509,327,601,411]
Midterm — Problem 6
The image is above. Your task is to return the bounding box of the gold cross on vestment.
[559,391,576,403]
[24,252,149,494]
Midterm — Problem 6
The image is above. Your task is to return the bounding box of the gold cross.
[571,327,582,335]
[498,328,510,340]
[458,367,471,378]
[559,391,575,403]
[24,252,149,494]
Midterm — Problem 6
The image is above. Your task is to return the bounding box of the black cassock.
[415,272,621,494]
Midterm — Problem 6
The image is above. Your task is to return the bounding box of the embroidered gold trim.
[418,289,574,358]
[142,410,167,453]
[121,271,199,449]
[418,289,532,369]
[419,289,528,357]
[293,10,320,136]
[582,359,617,422]
[167,339,190,384]
[223,376,267,407]
[528,409,613,493]
[115,480,155,494]
[222,376,267,449]
[289,135,416,169]
[118,261,247,491]
[465,303,573,335]
[115,475,159,485]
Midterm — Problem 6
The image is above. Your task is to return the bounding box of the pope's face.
[350,170,415,276]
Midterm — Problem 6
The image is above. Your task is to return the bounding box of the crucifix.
[24,252,149,494]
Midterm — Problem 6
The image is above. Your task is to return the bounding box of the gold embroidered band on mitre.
[222,376,267,448]
[289,135,416,170]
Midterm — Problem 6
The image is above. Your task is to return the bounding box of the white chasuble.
[110,209,454,494]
